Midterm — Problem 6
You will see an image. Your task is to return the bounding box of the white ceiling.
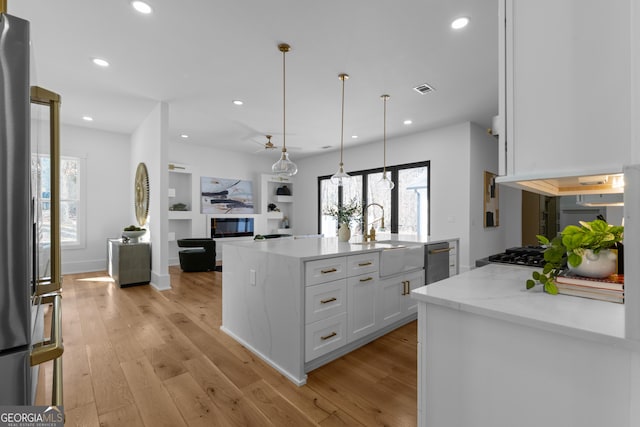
[10,0,498,158]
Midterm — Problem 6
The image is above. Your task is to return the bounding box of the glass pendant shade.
[378,171,395,190]
[330,163,350,186]
[331,73,350,186]
[272,150,298,176]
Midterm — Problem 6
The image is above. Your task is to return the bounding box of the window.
[318,161,429,237]
[32,154,84,248]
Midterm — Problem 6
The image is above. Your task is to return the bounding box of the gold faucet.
[363,203,385,242]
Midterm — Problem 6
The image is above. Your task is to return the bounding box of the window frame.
[318,160,430,236]
[33,153,86,249]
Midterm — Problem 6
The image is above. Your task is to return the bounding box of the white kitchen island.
[412,264,640,427]
[221,234,457,385]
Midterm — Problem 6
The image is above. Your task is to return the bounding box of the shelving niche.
[168,162,194,265]
[261,174,294,235]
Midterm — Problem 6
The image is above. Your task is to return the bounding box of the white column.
[624,164,640,340]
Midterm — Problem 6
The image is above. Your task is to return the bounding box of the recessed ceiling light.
[451,17,469,30]
[232,100,244,106]
[131,1,153,14]
[82,116,93,122]
[403,119,413,125]
[351,135,358,139]
[180,134,189,139]
[92,58,110,67]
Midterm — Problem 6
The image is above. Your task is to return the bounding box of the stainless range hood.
[496,171,625,197]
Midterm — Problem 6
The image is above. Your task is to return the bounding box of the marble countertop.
[219,233,458,261]
[411,264,638,348]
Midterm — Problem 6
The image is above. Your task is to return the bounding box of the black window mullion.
[318,161,429,236]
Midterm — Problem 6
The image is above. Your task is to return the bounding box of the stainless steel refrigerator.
[0,7,63,406]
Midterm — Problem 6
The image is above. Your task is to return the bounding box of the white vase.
[568,249,617,278]
[338,223,351,242]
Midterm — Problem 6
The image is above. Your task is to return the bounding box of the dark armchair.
[177,238,217,272]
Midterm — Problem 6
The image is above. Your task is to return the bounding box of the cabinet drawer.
[305,257,347,286]
[347,253,379,276]
[305,313,347,362]
[305,279,347,324]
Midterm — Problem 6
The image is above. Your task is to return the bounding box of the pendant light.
[379,94,395,190]
[272,43,298,176]
[330,73,351,186]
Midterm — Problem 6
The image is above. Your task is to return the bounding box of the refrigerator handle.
[31,86,63,296]
[31,292,63,407]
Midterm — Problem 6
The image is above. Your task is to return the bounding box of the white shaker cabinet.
[378,269,424,329]
[499,0,631,178]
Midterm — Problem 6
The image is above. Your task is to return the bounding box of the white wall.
[500,185,522,248]
[60,124,131,274]
[469,124,508,265]
[130,103,170,290]
[293,122,520,271]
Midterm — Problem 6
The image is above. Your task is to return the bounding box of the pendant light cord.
[282,47,287,153]
[340,75,346,165]
[383,95,388,174]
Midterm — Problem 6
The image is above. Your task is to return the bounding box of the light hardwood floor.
[36,267,417,426]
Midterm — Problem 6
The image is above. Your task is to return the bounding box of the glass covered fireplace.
[211,217,254,238]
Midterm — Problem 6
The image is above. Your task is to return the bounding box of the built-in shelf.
[168,210,192,220]
[168,162,194,266]
[266,211,284,219]
[261,174,294,235]
[275,195,293,203]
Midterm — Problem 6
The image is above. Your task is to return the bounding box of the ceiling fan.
[253,135,279,152]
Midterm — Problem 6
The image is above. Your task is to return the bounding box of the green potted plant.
[526,219,624,294]
[323,197,362,242]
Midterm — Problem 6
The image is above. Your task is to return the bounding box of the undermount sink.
[375,240,425,277]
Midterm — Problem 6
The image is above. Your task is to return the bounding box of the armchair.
[177,238,217,272]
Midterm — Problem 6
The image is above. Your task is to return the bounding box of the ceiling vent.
[413,83,435,95]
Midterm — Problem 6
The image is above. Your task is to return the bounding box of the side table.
[107,238,151,287]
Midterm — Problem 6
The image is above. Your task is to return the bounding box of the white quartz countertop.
[220,234,457,261]
[412,264,638,349]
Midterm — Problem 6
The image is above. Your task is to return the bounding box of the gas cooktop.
[479,246,546,268]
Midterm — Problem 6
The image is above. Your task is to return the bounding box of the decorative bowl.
[122,230,146,243]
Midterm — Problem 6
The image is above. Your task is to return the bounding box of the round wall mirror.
[135,162,150,226]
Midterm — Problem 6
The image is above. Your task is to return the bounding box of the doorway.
[521,191,558,246]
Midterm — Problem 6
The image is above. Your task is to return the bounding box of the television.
[211,217,254,238]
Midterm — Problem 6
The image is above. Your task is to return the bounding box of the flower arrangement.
[526,219,624,294]
[323,197,362,226]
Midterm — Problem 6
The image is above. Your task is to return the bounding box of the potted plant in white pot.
[526,219,624,294]
[324,198,362,242]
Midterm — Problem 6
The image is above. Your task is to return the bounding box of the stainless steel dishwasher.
[425,242,451,284]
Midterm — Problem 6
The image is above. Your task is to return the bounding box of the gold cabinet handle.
[359,277,373,282]
[429,247,452,254]
[401,280,411,295]
[31,292,64,407]
[320,297,337,304]
[321,268,337,274]
[321,332,337,341]
[31,86,63,296]
[358,261,372,266]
